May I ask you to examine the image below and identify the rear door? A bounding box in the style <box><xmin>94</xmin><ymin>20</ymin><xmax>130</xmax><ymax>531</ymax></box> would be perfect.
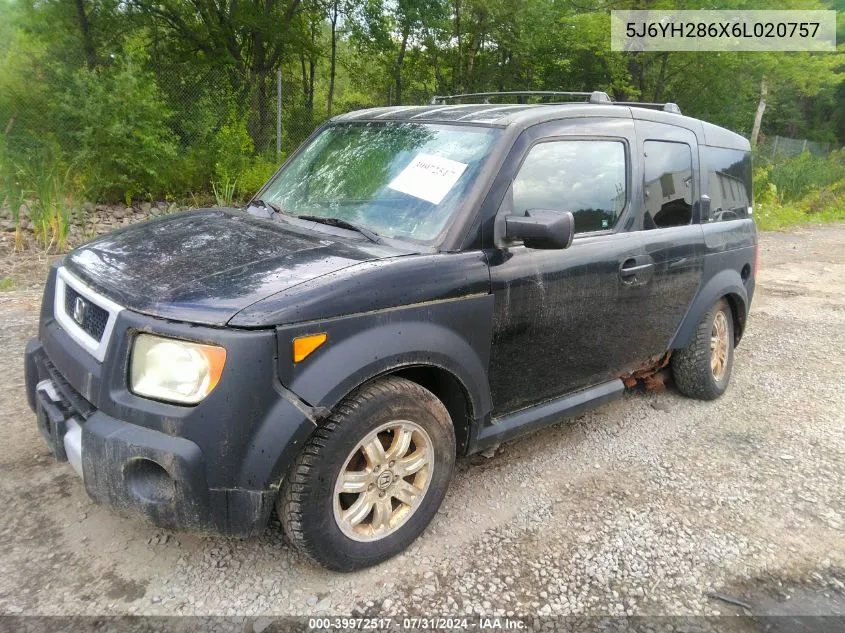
<box><xmin>634</xmin><ymin>120</ymin><xmax>706</xmax><ymax>351</ymax></box>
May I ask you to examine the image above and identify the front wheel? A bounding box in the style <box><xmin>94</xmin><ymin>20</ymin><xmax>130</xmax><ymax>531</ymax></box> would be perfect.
<box><xmin>277</xmin><ymin>376</ymin><xmax>456</xmax><ymax>571</ymax></box>
<box><xmin>671</xmin><ymin>298</ymin><xmax>735</xmax><ymax>400</ymax></box>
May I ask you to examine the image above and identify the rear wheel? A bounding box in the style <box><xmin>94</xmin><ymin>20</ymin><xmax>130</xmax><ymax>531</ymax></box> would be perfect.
<box><xmin>672</xmin><ymin>298</ymin><xmax>735</xmax><ymax>400</ymax></box>
<box><xmin>277</xmin><ymin>376</ymin><xmax>455</xmax><ymax>571</ymax></box>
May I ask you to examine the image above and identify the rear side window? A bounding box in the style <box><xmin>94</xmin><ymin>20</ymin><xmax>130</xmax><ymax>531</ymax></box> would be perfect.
<box><xmin>704</xmin><ymin>146</ymin><xmax>751</xmax><ymax>222</ymax></box>
<box><xmin>643</xmin><ymin>140</ymin><xmax>693</xmax><ymax>228</ymax></box>
<box><xmin>512</xmin><ymin>140</ymin><xmax>627</xmax><ymax>234</ymax></box>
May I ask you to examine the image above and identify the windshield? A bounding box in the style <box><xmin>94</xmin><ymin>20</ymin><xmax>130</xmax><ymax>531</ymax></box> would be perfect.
<box><xmin>258</xmin><ymin>122</ymin><xmax>501</xmax><ymax>243</ymax></box>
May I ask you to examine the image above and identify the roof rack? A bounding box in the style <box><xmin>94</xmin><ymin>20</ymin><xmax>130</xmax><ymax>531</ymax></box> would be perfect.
<box><xmin>612</xmin><ymin>101</ymin><xmax>682</xmax><ymax>114</ymax></box>
<box><xmin>430</xmin><ymin>91</ymin><xmax>612</xmax><ymax>105</ymax></box>
<box><xmin>429</xmin><ymin>90</ymin><xmax>682</xmax><ymax>114</ymax></box>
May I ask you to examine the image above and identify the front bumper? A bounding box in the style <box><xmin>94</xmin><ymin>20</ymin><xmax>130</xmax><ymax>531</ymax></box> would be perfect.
<box><xmin>26</xmin><ymin>336</ymin><xmax>312</xmax><ymax>537</ymax></box>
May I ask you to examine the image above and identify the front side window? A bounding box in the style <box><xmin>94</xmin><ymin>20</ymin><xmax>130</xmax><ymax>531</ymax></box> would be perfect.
<box><xmin>259</xmin><ymin>122</ymin><xmax>501</xmax><ymax>243</ymax></box>
<box><xmin>512</xmin><ymin>140</ymin><xmax>627</xmax><ymax>234</ymax></box>
<box><xmin>643</xmin><ymin>140</ymin><xmax>693</xmax><ymax>228</ymax></box>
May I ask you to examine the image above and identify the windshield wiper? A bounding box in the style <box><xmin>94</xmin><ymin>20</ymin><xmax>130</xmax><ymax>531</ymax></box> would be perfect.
<box><xmin>249</xmin><ymin>198</ymin><xmax>284</xmax><ymax>214</ymax></box>
<box><xmin>296</xmin><ymin>215</ymin><xmax>381</xmax><ymax>244</ymax></box>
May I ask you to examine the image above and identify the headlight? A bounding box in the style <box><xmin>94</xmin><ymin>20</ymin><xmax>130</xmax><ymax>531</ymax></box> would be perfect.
<box><xmin>130</xmin><ymin>334</ymin><xmax>226</xmax><ymax>405</ymax></box>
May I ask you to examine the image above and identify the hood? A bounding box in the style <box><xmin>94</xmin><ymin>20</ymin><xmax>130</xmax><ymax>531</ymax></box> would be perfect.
<box><xmin>65</xmin><ymin>209</ymin><xmax>401</xmax><ymax>326</ymax></box>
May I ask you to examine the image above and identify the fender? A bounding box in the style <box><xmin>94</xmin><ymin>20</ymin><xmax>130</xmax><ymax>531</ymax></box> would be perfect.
<box><xmin>670</xmin><ymin>267</ymin><xmax>748</xmax><ymax>350</ymax></box>
<box><xmin>276</xmin><ymin>294</ymin><xmax>495</xmax><ymax>422</ymax></box>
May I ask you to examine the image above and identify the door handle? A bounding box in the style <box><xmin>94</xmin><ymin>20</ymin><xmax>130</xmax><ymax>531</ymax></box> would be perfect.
<box><xmin>619</xmin><ymin>258</ymin><xmax>654</xmax><ymax>286</ymax></box>
<box><xmin>620</xmin><ymin>262</ymin><xmax>654</xmax><ymax>276</ymax></box>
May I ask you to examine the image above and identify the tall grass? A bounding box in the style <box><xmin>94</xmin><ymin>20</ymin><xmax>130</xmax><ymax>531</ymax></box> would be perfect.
<box><xmin>754</xmin><ymin>149</ymin><xmax>844</xmax><ymax>204</ymax></box>
<box><xmin>30</xmin><ymin>162</ymin><xmax>72</xmax><ymax>252</ymax></box>
<box><xmin>211</xmin><ymin>177</ymin><xmax>238</xmax><ymax>207</ymax></box>
<box><xmin>0</xmin><ymin>146</ymin><xmax>73</xmax><ymax>252</ymax></box>
<box><xmin>0</xmin><ymin>142</ymin><xmax>26</xmax><ymax>250</ymax></box>
<box><xmin>753</xmin><ymin>149</ymin><xmax>845</xmax><ymax>231</ymax></box>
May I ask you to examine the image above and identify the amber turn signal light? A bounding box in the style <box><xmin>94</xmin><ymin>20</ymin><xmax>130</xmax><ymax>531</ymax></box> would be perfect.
<box><xmin>292</xmin><ymin>333</ymin><xmax>327</xmax><ymax>363</ymax></box>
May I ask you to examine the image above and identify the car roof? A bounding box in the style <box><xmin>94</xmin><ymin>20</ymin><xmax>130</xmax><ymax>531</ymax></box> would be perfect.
<box><xmin>332</xmin><ymin>103</ymin><xmax>750</xmax><ymax>151</ymax></box>
<box><xmin>333</xmin><ymin>103</ymin><xmax>607</xmax><ymax>125</ymax></box>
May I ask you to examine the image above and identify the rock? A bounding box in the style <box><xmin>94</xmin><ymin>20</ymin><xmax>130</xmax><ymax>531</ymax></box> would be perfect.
<box><xmin>315</xmin><ymin>597</ymin><xmax>331</xmax><ymax>611</ymax></box>
<box><xmin>306</xmin><ymin>595</ymin><xmax>318</xmax><ymax>606</ymax></box>
<box><xmin>140</xmin><ymin>202</ymin><xmax>152</xmax><ymax>212</ymax></box>
<box><xmin>538</xmin><ymin>604</ymin><xmax>552</xmax><ymax>615</ymax></box>
<box><xmin>252</xmin><ymin>617</ymin><xmax>275</xmax><ymax>633</ymax></box>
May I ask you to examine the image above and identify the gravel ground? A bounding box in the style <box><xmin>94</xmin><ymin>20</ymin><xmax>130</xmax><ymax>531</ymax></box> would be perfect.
<box><xmin>0</xmin><ymin>224</ymin><xmax>843</xmax><ymax>620</ymax></box>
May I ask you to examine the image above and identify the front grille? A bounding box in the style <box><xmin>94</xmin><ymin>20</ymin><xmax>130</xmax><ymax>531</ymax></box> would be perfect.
<box><xmin>64</xmin><ymin>285</ymin><xmax>109</xmax><ymax>342</ymax></box>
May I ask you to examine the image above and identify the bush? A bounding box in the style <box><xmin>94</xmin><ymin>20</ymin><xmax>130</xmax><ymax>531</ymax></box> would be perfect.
<box><xmin>235</xmin><ymin>154</ymin><xmax>281</xmax><ymax>199</ymax></box>
<box><xmin>754</xmin><ymin>149</ymin><xmax>845</xmax><ymax>203</ymax></box>
<box><xmin>208</xmin><ymin>114</ymin><xmax>281</xmax><ymax>202</ymax></box>
<box><xmin>57</xmin><ymin>61</ymin><xmax>178</xmax><ymax>202</ymax></box>
<box><xmin>751</xmin><ymin>149</ymin><xmax>845</xmax><ymax>231</ymax></box>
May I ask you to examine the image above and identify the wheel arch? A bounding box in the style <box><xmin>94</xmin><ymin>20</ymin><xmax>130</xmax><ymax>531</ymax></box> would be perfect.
<box><xmin>248</xmin><ymin>357</ymin><xmax>480</xmax><ymax>496</ymax></box>
<box><xmin>274</xmin><ymin>297</ymin><xmax>495</xmax><ymax>464</ymax></box>
<box><xmin>389</xmin><ymin>365</ymin><xmax>474</xmax><ymax>455</ymax></box>
<box><xmin>294</xmin><ymin>361</ymin><xmax>479</xmax><ymax>459</ymax></box>
<box><xmin>670</xmin><ymin>268</ymin><xmax>749</xmax><ymax>350</ymax></box>
<box><xmin>722</xmin><ymin>292</ymin><xmax>746</xmax><ymax>345</ymax></box>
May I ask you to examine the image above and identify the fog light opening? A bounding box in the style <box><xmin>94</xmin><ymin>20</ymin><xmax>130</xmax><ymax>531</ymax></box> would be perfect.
<box><xmin>124</xmin><ymin>458</ymin><xmax>176</xmax><ymax>504</ymax></box>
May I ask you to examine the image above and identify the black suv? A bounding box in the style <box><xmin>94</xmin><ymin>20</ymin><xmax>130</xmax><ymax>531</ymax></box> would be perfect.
<box><xmin>25</xmin><ymin>91</ymin><xmax>757</xmax><ymax>571</ymax></box>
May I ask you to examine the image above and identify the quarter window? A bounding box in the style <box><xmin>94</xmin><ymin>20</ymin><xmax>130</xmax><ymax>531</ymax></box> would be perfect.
<box><xmin>643</xmin><ymin>140</ymin><xmax>693</xmax><ymax>228</ymax></box>
<box><xmin>512</xmin><ymin>140</ymin><xmax>627</xmax><ymax>234</ymax></box>
<box><xmin>704</xmin><ymin>146</ymin><xmax>751</xmax><ymax>222</ymax></box>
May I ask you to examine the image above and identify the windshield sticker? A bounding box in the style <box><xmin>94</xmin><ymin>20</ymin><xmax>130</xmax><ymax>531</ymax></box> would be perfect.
<box><xmin>387</xmin><ymin>153</ymin><xmax>468</xmax><ymax>205</ymax></box>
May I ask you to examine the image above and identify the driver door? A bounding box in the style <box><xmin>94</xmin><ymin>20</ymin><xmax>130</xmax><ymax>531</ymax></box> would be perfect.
<box><xmin>486</xmin><ymin>119</ymin><xmax>657</xmax><ymax>417</ymax></box>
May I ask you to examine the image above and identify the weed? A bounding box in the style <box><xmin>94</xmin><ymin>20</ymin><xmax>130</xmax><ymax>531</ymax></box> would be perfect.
<box><xmin>211</xmin><ymin>178</ymin><xmax>238</xmax><ymax>207</ymax></box>
<box><xmin>30</xmin><ymin>161</ymin><xmax>72</xmax><ymax>252</ymax></box>
<box><xmin>0</xmin><ymin>142</ymin><xmax>26</xmax><ymax>251</ymax></box>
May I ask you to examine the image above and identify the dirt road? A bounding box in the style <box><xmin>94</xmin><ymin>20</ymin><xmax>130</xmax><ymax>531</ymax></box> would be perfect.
<box><xmin>0</xmin><ymin>224</ymin><xmax>843</xmax><ymax>618</ymax></box>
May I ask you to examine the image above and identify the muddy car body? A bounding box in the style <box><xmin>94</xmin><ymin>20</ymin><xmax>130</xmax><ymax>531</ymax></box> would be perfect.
<box><xmin>25</xmin><ymin>92</ymin><xmax>757</xmax><ymax>570</ymax></box>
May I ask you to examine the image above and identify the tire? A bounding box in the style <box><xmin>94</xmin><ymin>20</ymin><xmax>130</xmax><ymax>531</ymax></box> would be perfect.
<box><xmin>671</xmin><ymin>298</ymin><xmax>735</xmax><ymax>400</ymax></box>
<box><xmin>277</xmin><ymin>376</ymin><xmax>456</xmax><ymax>571</ymax></box>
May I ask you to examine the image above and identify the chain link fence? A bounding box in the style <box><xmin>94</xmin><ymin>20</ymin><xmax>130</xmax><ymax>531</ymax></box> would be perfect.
<box><xmin>759</xmin><ymin>135</ymin><xmax>834</xmax><ymax>159</ymax></box>
<box><xmin>138</xmin><ymin>63</ymin><xmax>387</xmax><ymax>203</ymax></box>
<box><xmin>155</xmin><ymin>64</ymin><xmax>371</xmax><ymax>164</ymax></box>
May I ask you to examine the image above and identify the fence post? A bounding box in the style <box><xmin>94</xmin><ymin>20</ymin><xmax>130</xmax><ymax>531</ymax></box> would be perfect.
<box><xmin>276</xmin><ymin>69</ymin><xmax>282</xmax><ymax>158</ymax></box>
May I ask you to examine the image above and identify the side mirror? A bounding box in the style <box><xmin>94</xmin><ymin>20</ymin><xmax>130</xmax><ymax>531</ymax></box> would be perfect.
<box><xmin>504</xmin><ymin>209</ymin><xmax>575</xmax><ymax>250</ymax></box>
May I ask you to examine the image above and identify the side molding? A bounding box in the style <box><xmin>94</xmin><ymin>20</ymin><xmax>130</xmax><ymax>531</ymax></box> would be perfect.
<box><xmin>471</xmin><ymin>379</ymin><xmax>624</xmax><ymax>453</ymax></box>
